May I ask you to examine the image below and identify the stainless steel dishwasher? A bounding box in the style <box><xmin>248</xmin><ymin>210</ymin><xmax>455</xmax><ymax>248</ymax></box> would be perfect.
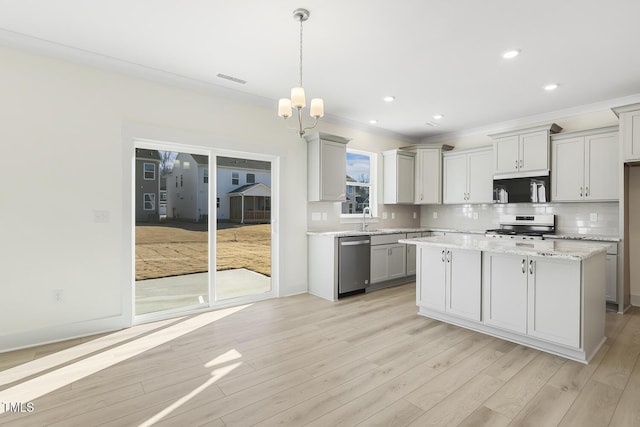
<box><xmin>338</xmin><ymin>236</ymin><xmax>371</xmax><ymax>297</ymax></box>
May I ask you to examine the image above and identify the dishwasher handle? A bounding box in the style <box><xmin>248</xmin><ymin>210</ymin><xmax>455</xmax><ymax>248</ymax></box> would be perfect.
<box><xmin>340</xmin><ymin>240</ymin><xmax>370</xmax><ymax>246</ymax></box>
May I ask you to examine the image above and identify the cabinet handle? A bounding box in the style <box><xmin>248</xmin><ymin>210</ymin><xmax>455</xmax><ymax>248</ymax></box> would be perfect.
<box><xmin>522</xmin><ymin>259</ymin><xmax>526</xmax><ymax>274</ymax></box>
<box><xmin>515</xmin><ymin>160</ymin><xmax>518</xmax><ymax>169</ymax></box>
<box><xmin>585</xmin><ymin>186</ymin><xmax>589</xmax><ymax>197</ymax></box>
<box><xmin>529</xmin><ymin>260</ymin><xmax>534</xmax><ymax>275</ymax></box>
<box><xmin>580</xmin><ymin>187</ymin><xmax>583</xmax><ymax>197</ymax></box>
<box><xmin>446</xmin><ymin>250</ymin><xmax>451</xmax><ymax>263</ymax></box>
<box><xmin>441</xmin><ymin>250</ymin><xmax>445</xmax><ymax>262</ymax></box>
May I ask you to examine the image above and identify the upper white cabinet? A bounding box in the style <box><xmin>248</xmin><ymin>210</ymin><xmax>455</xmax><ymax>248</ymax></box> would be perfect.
<box><xmin>551</xmin><ymin>126</ymin><xmax>619</xmax><ymax>202</ymax></box>
<box><xmin>305</xmin><ymin>133</ymin><xmax>350</xmax><ymax>202</ymax></box>
<box><xmin>490</xmin><ymin>123</ymin><xmax>562</xmax><ymax>178</ymax></box>
<box><xmin>413</xmin><ymin>147</ymin><xmax>447</xmax><ymax>204</ymax></box>
<box><xmin>383</xmin><ymin>150</ymin><xmax>415</xmax><ymax>204</ymax></box>
<box><xmin>612</xmin><ymin>103</ymin><xmax>640</xmax><ymax>162</ymax></box>
<box><xmin>443</xmin><ymin>147</ymin><xmax>493</xmax><ymax>204</ymax></box>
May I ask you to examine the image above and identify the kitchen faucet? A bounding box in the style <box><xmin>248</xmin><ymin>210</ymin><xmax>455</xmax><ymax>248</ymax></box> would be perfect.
<box><xmin>362</xmin><ymin>206</ymin><xmax>372</xmax><ymax>231</ymax></box>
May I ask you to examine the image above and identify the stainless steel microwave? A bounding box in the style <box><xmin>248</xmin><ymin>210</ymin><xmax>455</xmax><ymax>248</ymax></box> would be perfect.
<box><xmin>493</xmin><ymin>175</ymin><xmax>550</xmax><ymax>204</ymax></box>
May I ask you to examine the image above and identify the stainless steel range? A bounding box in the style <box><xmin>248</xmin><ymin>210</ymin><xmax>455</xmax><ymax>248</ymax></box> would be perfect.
<box><xmin>485</xmin><ymin>214</ymin><xmax>555</xmax><ymax>240</ymax></box>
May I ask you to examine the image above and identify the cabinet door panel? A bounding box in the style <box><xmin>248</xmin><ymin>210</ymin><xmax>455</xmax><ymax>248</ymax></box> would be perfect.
<box><xmin>443</xmin><ymin>154</ymin><xmax>468</xmax><ymax>204</ymax></box>
<box><xmin>585</xmin><ymin>132</ymin><xmax>618</xmax><ymax>201</ymax></box>
<box><xmin>482</xmin><ymin>253</ymin><xmax>528</xmax><ymax>333</ymax></box>
<box><xmin>415</xmin><ymin>149</ymin><xmax>441</xmax><ymax>204</ymax></box>
<box><xmin>520</xmin><ymin>131</ymin><xmax>549</xmax><ymax>172</ymax></box>
<box><xmin>552</xmin><ymin>137</ymin><xmax>585</xmax><ymax>202</ymax></box>
<box><xmin>446</xmin><ymin>249</ymin><xmax>481</xmax><ymax>321</ymax></box>
<box><xmin>388</xmin><ymin>244</ymin><xmax>407</xmax><ymax>279</ymax></box>
<box><xmin>606</xmin><ymin>254</ymin><xmax>617</xmax><ymax>302</ymax></box>
<box><xmin>494</xmin><ymin>136</ymin><xmax>520</xmax><ymax>174</ymax></box>
<box><xmin>467</xmin><ymin>150</ymin><xmax>494</xmax><ymax>203</ymax></box>
<box><xmin>320</xmin><ymin>140</ymin><xmax>347</xmax><ymax>201</ymax></box>
<box><xmin>397</xmin><ymin>154</ymin><xmax>415</xmax><ymax>204</ymax></box>
<box><xmin>370</xmin><ymin>246</ymin><xmax>390</xmax><ymax>284</ymax></box>
<box><xmin>417</xmin><ymin>246</ymin><xmax>446</xmax><ymax>311</ymax></box>
<box><xmin>527</xmin><ymin>257</ymin><xmax>581</xmax><ymax>348</ymax></box>
<box><xmin>624</xmin><ymin>112</ymin><xmax>640</xmax><ymax>161</ymax></box>
<box><xmin>407</xmin><ymin>244</ymin><xmax>416</xmax><ymax>276</ymax></box>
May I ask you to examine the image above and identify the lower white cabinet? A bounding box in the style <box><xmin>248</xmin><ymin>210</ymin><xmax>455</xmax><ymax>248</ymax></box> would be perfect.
<box><xmin>417</xmin><ymin>246</ymin><xmax>481</xmax><ymax>321</ymax></box>
<box><xmin>527</xmin><ymin>256</ymin><xmax>581</xmax><ymax>348</ymax></box>
<box><xmin>482</xmin><ymin>253</ymin><xmax>528</xmax><ymax>334</ymax></box>
<box><xmin>371</xmin><ymin>233</ymin><xmax>406</xmax><ymax>284</ymax></box>
<box><xmin>483</xmin><ymin>252</ymin><xmax>580</xmax><ymax>348</ymax></box>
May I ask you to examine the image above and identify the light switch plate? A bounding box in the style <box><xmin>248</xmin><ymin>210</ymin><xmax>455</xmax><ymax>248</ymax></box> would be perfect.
<box><xmin>432</xmin><ymin>212</ymin><xmax>438</xmax><ymax>219</ymax></box>
<box><xmin>391</xmin><ymin>212</ymin><xmax>395</xmax><ymax>219</ymax></box>
<box><xmin>311</xmin><ymin>212</ymin><xmax>321</xmax><ymax>221</ymax></box>
<box><xmin>590</xmin><ymin>213</ymin><xmax>598</xmax><ymax>221</ymax></box>
<box><xmin>473</xmin><ymin>212</ymin><xmax>479</xmax><ymax>220</ymax></box>
<box><xmin>322</xmin><ymin>212</ymin><xmax>328</xmax><ymax>221</ymax></box>
<box><xmin>413</xmin><ymin>212</ymin><xmax>417</xmax><ymax>219</ymax></box>
<box><xmin>382</xmin><ymin>212</ymin><xmax>388</xmax><ymax>219</ymax></box>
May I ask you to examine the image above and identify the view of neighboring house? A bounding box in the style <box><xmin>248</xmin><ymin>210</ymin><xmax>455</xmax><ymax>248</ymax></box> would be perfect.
<box><xmin>135</xmin><ymin>148</ymin><xmax>161</xmax><ymax>222</ymax></box>
<box><xmin>166</xmin><ymin>153</ymin><xmax>209</xmax><ymax>222</ymax></box>
<box><xmin>228</xmin><ymin>182</ymin><xmax>271</xmax><ymax>223</ymax></box>
<box><xmin>216</xmin><ymin>156</ymin><xmax>271</xmax><ymax>222</ymax></box>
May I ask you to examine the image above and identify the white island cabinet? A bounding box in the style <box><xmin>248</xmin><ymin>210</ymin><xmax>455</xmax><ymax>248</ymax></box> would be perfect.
<box><xmin>402</xmin><ymin>235</ymin><xmax>608</xmax><ymax>363</ymax></box>
<box><xmin>418</xmin><ymin>246</ymin><xmax>481</xmax><ymax>321</ymax></box>
<box><xmin>483</xmin><ymin>252</ymin><xmax>580</xmax><ymax>347</ymax></box>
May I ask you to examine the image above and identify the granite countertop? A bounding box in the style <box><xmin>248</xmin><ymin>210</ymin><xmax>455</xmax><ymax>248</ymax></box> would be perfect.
<box><xmin>400</xmin><ymin>234</ymin><xmax>610</xmax><ymax>260</ymax></box>
<box><xmin>306</xmin><ymin>228</ymin><xmax>486</xmax><ymax>237</ymax></box>
<box><xmin>544</xmin><ymin>233</ymin><xmax>621</xmax><ymax>242</ymax></box>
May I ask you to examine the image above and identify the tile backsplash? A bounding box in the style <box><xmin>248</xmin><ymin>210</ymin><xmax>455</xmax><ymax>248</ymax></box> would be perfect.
<box><xmin>307</xmin><ymin>200</ymin><xmax>619</xmax><ymax>236</ymax></box>
<box><xmin>420</xmin><ymin>202</ymin><xmax>619</xmax><ymax>236</ymax></box>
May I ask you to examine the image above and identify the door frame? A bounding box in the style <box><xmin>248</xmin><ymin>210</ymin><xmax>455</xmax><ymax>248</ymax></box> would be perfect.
<box><xmin>125</xmin><ymin>134</ymin><xmax>279</xmax><ymax>326</ymax></box>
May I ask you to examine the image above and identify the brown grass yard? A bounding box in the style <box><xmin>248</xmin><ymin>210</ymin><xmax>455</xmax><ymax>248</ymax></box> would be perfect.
<box><xmin>135</xmin><ymin>222</ymin><xmax>271</xmax><ymax>280</ymax></box>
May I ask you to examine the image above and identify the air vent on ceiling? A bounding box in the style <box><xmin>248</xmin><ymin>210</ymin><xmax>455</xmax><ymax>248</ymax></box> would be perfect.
<box><xmin>216</xmin><ymin>73</ymin><xmax>247</xmax><ymax>85</ymax></box>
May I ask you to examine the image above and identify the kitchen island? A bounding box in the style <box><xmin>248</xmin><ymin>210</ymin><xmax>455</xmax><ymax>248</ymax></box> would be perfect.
<box><xmin>401</xmin><ymin>234</ymin><xmax>610</xmax><ymax>363</ymax></box>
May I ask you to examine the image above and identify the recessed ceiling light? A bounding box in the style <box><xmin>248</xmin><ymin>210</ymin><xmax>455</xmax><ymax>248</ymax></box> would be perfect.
<box><xmin>544</xmin><ymin>83</ymin><xmax>559</xmax><ymax>91</ymax></box>
<box><xmin>369</xmin><ymin>119</ymin><xmax>378</xmax><ymax>124</ymax></box>
<box><xmin>383</xmin><ymin>96</ymin><xmax>395</xmax><ymax>102</ymax></box>
<box><xmin>502</xmin><ymin>49</ymin><xmax>520</xmax><ymax>59</ymax></box>
<box><xmin>432</xmin><ymin>114</ymin><xmax>444</xmax><ymax>120</ymax></box>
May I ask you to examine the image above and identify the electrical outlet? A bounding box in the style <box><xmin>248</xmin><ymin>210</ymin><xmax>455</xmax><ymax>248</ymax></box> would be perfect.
<box><xmin>93</xmin><ymin>210</ymin><xmax>110</xmax><ymax>223</ymax></box>
<box><xmin>413</xmin><ymin>212</ymin><xmax>417</xmax><ymax>219</ymax></box>
<box><xmin>432</xmin><ymin>212</ymin><xmax>438</xmax><ymax>219</ymax></box>
<box><xmin>382</xmin><ymin>212</ymin><xmax>388</xmax><ymax>219</ymax></box>
<box><xmin>391</xmin><ymin>212</ymin><xmax>396</xmax><ymax>220</ymax></box>
<box><xmin>473</xmin><ymin>212</ymin><xmax>479</xmax><ymax>220</ymax></box>
<box><xmin>311</xmin><ymin>212</ymin><xmax>321</xmax><ymax>221</ymax></box>
<box><xmin>590</xmin><ymin>213</ymin><xmax>598</xmax><ymax>221</ymax></box>
<box><xmin>53</xmin><ymin>289</ymin><xmax>64</xmax><ymax>303</ymax></box>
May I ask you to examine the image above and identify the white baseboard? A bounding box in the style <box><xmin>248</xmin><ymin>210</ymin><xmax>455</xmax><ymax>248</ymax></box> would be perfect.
<box><xmin>631</xmin><ymin>294</ymin><xmax>640</xmax><ymax>307</ymax></box>
<box><xmin>1</xmin><ymin>316</ymin><xmax>128</xmax><ymax>353</ymax></box>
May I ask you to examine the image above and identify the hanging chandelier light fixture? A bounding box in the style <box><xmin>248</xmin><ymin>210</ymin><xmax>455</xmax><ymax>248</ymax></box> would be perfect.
<box><xmin>277</xmin><ymin>8</ymin><xmax>324</xmax><ymax>137</ymax></box>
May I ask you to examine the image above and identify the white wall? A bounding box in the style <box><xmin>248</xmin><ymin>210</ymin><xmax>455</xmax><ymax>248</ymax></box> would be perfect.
<box><xmin>0</xmin><ymin>45</ymin><xmax>411</xmax><ymax>351</ymax></box>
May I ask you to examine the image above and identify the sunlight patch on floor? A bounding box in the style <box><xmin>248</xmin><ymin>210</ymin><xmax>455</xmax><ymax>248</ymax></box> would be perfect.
<box><xmin>0</xmin><ymin>304</ymin><xmax>251</xmax><ymax>413</ymax></box>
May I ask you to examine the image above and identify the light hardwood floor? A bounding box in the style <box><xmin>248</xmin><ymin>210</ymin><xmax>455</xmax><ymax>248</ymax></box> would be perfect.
<box><xmin>1</xmin><ymin>283</ymin><xmax>639</xmax><ymax>426</ymax></box>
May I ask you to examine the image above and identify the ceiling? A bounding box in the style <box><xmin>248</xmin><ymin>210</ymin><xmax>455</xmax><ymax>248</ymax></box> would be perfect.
<box><xmin>1</xmin><ymin>0</ymin><xmax>640</xmax><ymax>142</ymax></box>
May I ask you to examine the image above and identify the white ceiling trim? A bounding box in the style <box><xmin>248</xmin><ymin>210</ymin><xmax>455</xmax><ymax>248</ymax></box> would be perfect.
<box><xmin>420</xmin><ymin>93</ymin><xmax>640</xmax><ymax>144</ymax></box>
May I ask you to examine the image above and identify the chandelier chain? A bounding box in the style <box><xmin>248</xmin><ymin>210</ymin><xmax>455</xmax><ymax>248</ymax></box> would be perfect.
<box><xmin>298</xmin><ymin>15</ymin><xmax>304</xmax><ymax>87</ymax></box>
